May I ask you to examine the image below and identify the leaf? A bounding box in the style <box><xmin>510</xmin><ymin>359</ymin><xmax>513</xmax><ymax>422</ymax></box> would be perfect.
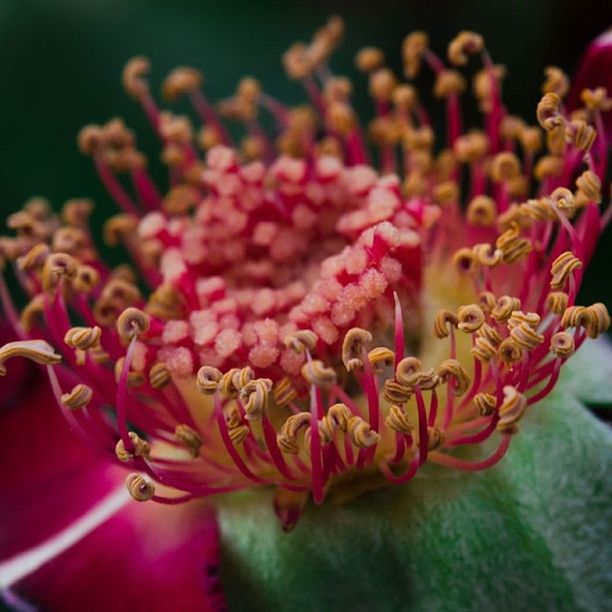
<box><xmin>216</xmin><ymin>339</ymin><xmax>612</xmax><ymax>611</ymax></box>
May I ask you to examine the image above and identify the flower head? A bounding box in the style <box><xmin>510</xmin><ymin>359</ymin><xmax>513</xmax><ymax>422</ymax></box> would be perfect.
<box><xmin>0</xmin><ymin>17</ymin><xmax>610</xmax><ymax>531</ymax></box>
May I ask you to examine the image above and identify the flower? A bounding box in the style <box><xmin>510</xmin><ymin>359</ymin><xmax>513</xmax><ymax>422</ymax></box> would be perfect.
<box><xmin>0</xmin><ymin>16</ymin><xmax>611</xmax><ymax>610</ymax></box>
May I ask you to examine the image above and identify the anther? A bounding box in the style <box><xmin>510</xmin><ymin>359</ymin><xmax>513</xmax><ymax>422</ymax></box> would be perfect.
<box><xmin>342</xmin><ymin>327</ymin><xmax>373</xmax><ymax>372</ymax></box>
<box><xmin>41</xmin><ymin>253</ymin><xmax>78</xmax><ymax>292</ymax></box>
<box><xmin>347</xmin><ymin>416</ymin><xmax>380</xmax><ymax>448</ymax></box>
<box><xmin>369</xmin><ymin>68</ymin><xmax>397</xmax><ymax>102</ymax></box>
<box><xmin>457</xmin><ymin>304</ymin><xmax>485</xmax><ymax>333</ymax></box>
<box><xmin>232</xmin><ymin>367</ymin><xmax>255</xmax><ymax>391</ymax></box>
<box><xmin>240</xmin><ymin>378</ymin><xmax>273</xmax><ymax>421</ymax></box>
<box><xmin>545</xmin><ymin>292</ymin><xmax>569</xmax><ymax>315</ymax></box>
<box><xmin>355</xmin><ymin>47</ymin><xmax>385</xmax><ymax>73</ymax></box>
<box><xmin>550</xmin><ymin>332</ymin><xmax>575</xmax><ymax>358</ymax></box>
<box><xmin>149</xmin><ymin>362</ymin><xmax>171</xmax><ymax>389</ymax></box>
<box><xmin>116</xmin><ymin>307</ymin><xmax>150</xmax><ymax>343</ymax></box>
<box><xmin>273</xmin><ymin>377</ymin><xmax>298</xmax><ymax>406</ymax></box>
<box><xmin>437</xmin><ymin>359</ymin><xmax>470</xmax><ymax>395</ymax></box>
<box><xmin>433</xmin><ymin>70</ymin><xmax>466</xmax><ymax>98</ymax></box>
<box><xmin>114</xmin><ymin>358</ymin><xmax>144</xmax><ymax>387</ymax></box>
<box><xmin>466</xmin><ymin>195</ymin><xmax>497</xmax><ymax>226</ymax></box>
<box><xmin>104</xmin><ymin>214</ymin><xmax>139</xmax><ymax>246</ymax></box>
<box><xmin>402</xmin><ymin>31</ymin><xmax>429</xmax><ymax>78</ymax></box>
<box><xmin>580</xmin><ymin>87</ymin><xmax>612</xmax><ymax>112</ymax></box>
<box><xmin>175</xmin><ymin>424</ymin><xmax>202</xmax><ymax>458</ymax></box>
<box><xmin>385</xmin><ymin>404</ymin><xmax>413</xmax><ymax>434</ymax></box>
<box><xmin>477</xmin><ymin>291</ymin><xmax>497</xmax><ymax>314</ymax></box>
<box><xmin>115</xmin><ymin>432</ymin><xmax>151</xmax><ymax>462</ymax></box>
<box><xmin>196</xmin><ymin>365</ymin><xmax>222</xmax><ymax>394</ymax></box>
<box><xmin>550</xmin><ymin>251</ymin><xmax>582</xmax><ymax>290</ymax></box>
<box><xmin>277</xmin><ymin>413</ymin><xmax>311</xmax><ymax>454</ymax></box>
<box><xmin>395</xmin><ymin>356</ymin><xmax>423</xmax><ymax>387</ymax></box>
<box><xmin>509</xmin><ymin>322</ymin><xmax>544</xmax><ymax>350</ymax></box>
<box><xmin>77</xmin><ymin>124</ymin><xmax>105</xmax><ymax>155</ymax></box>
<box><xmin>20</xmin><ymin>295</ymin><xmax>45</xmax><ymax>331</ymax></box>
<box><xmin>0</xmin><ymin>339</ymin><xmax>61</xmax><ymax>376</ymax></box>
<box><xmin>575</xmin><ymin>170</ymin><xmax>601</xmax><ymax>203</ymax></box>
<box><xmin>434</xmin><ymin>309</ymin><xmax>459</xmax><ymax>338</ymax></box>
<box><xmin>301</xmin><ymin>360</ymin><xmax>336</xmax><ymax>388</ymax></box>
<box><xmin>583</xmin><ymin>303</ymin><xmax>611</xmax><ymax>338</ymax></box>
<box><xmin>383</xmin><ymin>379</ymin><xmax>413</xmax><ymax>404</ymax></box>
<box><xmin>427</xmin><ymin>427</ymin><xmax>445</xmax><ymax>451</ymax></box>
<box><xmin>64</xmin><ymin>326</ymin><xmax>102</xmax><ymax>351</ymax></box>
<box><xmin>472</xmin><ymin>243</ymin><xmax>502</xmax><ymax>267</ymax></box>
<box><xmin>474</xmin><ymin>392</ymin><xmax>497</xmax><ymax>416</ymax></box>
<box><xmin>550</xmin><ymin>187</ymin><xmax>576</xmax><ymax>215</ymax></box>
<box><xmin>123</xmin><ymin>56</ymin><xmax>151</xmax><ymax>99</ymax></box>
<box><xmin>566</xmin><ymin>119</ymin><xmax>596</xmax><ymax>151</ymax></box>
<box><xmin>452</xmin><ymin>248</ymin><xmax>477</xmax><ymax>273</ymax></box>
<box><xmin>126</xmin><ymin>473</ymin><xmax>155</xmax><ymax>502</ymax></box>
<box><xmin>536</xmin><ymin>93</ymin><xmax>563</xmax><ymax>131</ymax></box>
<box><xmin>367</xmin><ymin>347</ymin><xmax>395</xmax><ymax>373</ymax></box>
<box><xmin>490</xmin><ymin>152</ymin><xmax>521</xmax><ymax>183</ymax></box>
<box><xmin>560</xmin><ymin>305</ymin><xmax>588</xmax><ymax>330</ymax></box>
<box><xmin>162</xmin><ymin>66</ymin><xmax>203</xmax><ymax>101</ymax></box>
<box><xmin>448</xmin><ymin>31</ymin><xmax>484</xmax><ymax>65</ymax></box>
<box><xmin>491</xmin><ymin>295</ymin><xmax>521</xmax><ymax>322</ymax></box>
<box><xmin>496</xmin><ymin>386</ymin><xmax>527</xmax><ymax>434</ymax></box>
<box><xmin>61</xmin><ymin>383</ymin><xmax>93</xmax><ymax>410</ymax></box>
<box><xmin>284</xmin><ymin>329</ymin><xmax>318</xmax><ymax>354</ymax></box>
<box><xmin>542</xmin><ymin>66</ymin><xmax>569</xmax><ymax>98</ymax></box>
<box><xmin>73</xmin><ymin>265</ymin><xmax>101</xmax><ymax>294</ymax></box>
<box><xmin>498</xmin><ymin>338</ymin><xmax>523</xmax><ymax>364</ymax></box>
<box><xmin>507</xmin><ymin>311</ymin><xmax>540</xmax><ymax>330</ymax></box>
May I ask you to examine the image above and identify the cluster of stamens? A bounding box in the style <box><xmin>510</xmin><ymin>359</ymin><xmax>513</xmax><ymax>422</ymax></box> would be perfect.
<box><xmin>0</xmin><ymin>18</ymin><xmax>609</xmax><ymax>529</ymax></box>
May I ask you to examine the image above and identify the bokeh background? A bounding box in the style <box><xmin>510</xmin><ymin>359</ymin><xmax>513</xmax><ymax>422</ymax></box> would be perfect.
<box><xmin>0</xmin><ymin>0</ymin><xmax>610</xmax><ymax>307</ymax></box>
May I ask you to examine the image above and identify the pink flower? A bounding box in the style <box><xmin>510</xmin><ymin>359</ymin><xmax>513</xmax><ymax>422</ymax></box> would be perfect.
<box><xmin>0</xmin><ymin>18</ymin><xmax>610</xmax><ymax>610</ymax></box>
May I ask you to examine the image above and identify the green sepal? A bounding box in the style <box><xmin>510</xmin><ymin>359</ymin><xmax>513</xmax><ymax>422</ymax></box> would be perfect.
<box><xmin>217</xmin><ymin>339</ymin><xmax>612</xmax><ymax>611</ymax></box>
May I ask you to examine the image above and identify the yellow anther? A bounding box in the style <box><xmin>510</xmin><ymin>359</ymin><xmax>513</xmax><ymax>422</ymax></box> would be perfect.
<box><xmin>498</xmin><ymin>337</ymin><xmax>523</xmax><ymax>364</ymax></box>
<box><xmin>347</xmin><ymin>416</ymin><xmax>380</xmax><ymax>448</ymax></box>
<box><xmin>277</xmin><ymin>412</ymin><xmax>311</xmax><ymax>454</ymax></box>
<box><xmin>542</xmin><ymin>66</ymin><xmax>569</xmax><ymax>98</ymax></box>
<box><xmin>101</xmin><ymin>278</ymin><xmax>142</xmax><ymax>307</ymax></box>
<box><xmin>369</xmin><ymin>68</ymin><xmax>397</xmax><ymax>102</ymax></box>
<box><xmin>392</xmin><ymin>84</ymin><xmax>417</xmax><ymax>110</ymax></box>
<box><xmin>474</xmin><ymin>392</ymin><xmax>497</xmax><ymax>416</ymax></box>
<box><xmin>395</xmin><ymin>356</ymin><xmax>422</xmax><ymax>386</ymax></box>
<box><xmin>583</xmin><ymin>303</ymin><xmax>611</xmax><ymax>338</ymax></box>
<box><xmin>126</xmin><ymin>473</ymin><xmax>155</xmax><ymax>502</ymax></box>
<box><xmin>427</xmin><ymin>426</ymin><xmax>445</xmax><ymax>451</ymax></box>
<box><xmin>240</xmin><ymin>378</ymin><xmax>273</xmax><ymax>421</ymax></box>
<box><xmin>116</xmin><ymin>307</ymin><xmax>150</xmax><ymax>343</ymax></box>
<box><xmin>20</xmin><ymin>295</ymin><xmax>45</xmax><ymax>332</ymax></box>
<box><xmin>473</xmin><ymin>65</ymin><xmax>506</xmax><ymax>113</ymax></box>
<box><xmin>452</xmin><ymin>247</ymin><xmax>477</xmax><ymax>273</ymax></box>
<box><xmin>64</xmin><ymin>326</ymin><xmax>101</xmax><ymax>351</ymax></box>
<box><xmin>496</xmin><ymin>386</ymin><xmax>527</xmax><ymax>434</ymax></box>
<box><xmin>471</xmin><ymin>329</ymin><xmax>501</xmax><ymax>362</ymax></box>
<box><xmin>433</xmin><ymin>70</ymin><xmax>466</xmax><ymax>98</ymax></box>
<box><xmin>454</xmin><ymin>131</ymin><xmax>489</xmax><ymax>163</ymax></box>
<box><xmin>17</xmin><ymin>244</ymin><xmax>49</xmax><ymax>272</ymax></box>
<box><xmin>175</xmin><ymin>424</ymin><xmax>202</xmax><ymax>458</ymax></box>
<box><xmin>510</xmin><ymin>322</ymin><xmax>545</xmax><ymax>351</ymax></box>
<box><xmin>402</xmin><ymin>31</ymin><xmax>429</xmax><ymax>78</ymax></box>
<box><xmin>560</xmin><ymin>305</ymin><xmax>588</xmax><ymax>330</ymax></box>
<box><xmin>518</xmin><ymin>126</ymin><xmax>542</xmax><ymax>153</ymax></box>
<box><xmin>367</xmin><ymin>347</ymin><xmax>395</xmax><ymax>373</ymax></box>
<box><xmin>219</xmin><ymin>368</ymin><xmax>241</xmax><ymax>398</ymax></box>
<box><xmin>537</xmin><ymin>93</ymin><xmax>563</xmax><ymax>131</ymax></box>
<box><xmin>385</xmin><ymin>404</ymin><xmax>413</xmax><ymax>434</ymax></box>
<box><xmin>149</xmin><ymin>362</ymin><xmax>171</xmax><ymax>389</ymax></box>
<box><xmin>490</xmin><ymin>152</ymin><xmax>521</xmax><ymax>182</ymax></box>
<box><xmin>466</xmin><ymin>195</ymin><xmax>496</xmax><ymax>226</ymax></box>
<box><xmin>507</xmin><ymin>311</ymin><xmax>540</xmax><ymax>330</ymax></box>
<box><xmin>550</xmin><ymin>332</ymin><xmax>575</xmax><ymax>358</ymax></box>
<box><xmin>448</xmin><ymin>31</ymin><xmax>484</xmax><ymax>65</ymax></box>
<box><xmin>492</xmin><ymin>295</ymin><xmax>521</xmax><ymax>322</ymax></box>
<box><xmin>123</xmin><ymin>56</ymin><xmax>150</xmax><ymax>99</ymax></box>
<box><xmin>545</xmin><ymin>291</ymin><xmax>569</xmax><ymax>315</ymax></box>
<box><xmin>41</xmin><ymin>253</ymin><xmax>78</xmax><ymax>292</ymax></box>
<box><xmin>0</xmin><ymin>339</ymin><xmax>61</xmax><ymax>376</ymax></box>
<box><xmin>403</xmin><ymin>126</ymin><xmax>435</xmax><ymax>151</ymax></box>
<box><xmin>342</xmin><ymin>327</ymin><xmax>372</xmax><ymax>372</ymax></box>
<box><xmin>301</xmin><ymin>360</ymin><xmax>336</xmax><ymax>388</ymax></box>
<box><xmin>580</xmin><ymin>87</ymin><xmax>612</xmax><ymax>112</ymax></box>
<box><xmin>477</xmin><ymin>291</ymin><xmax>497</xmax><ymax>314</ymax></box>
<box><xmin>520</xmin><ymin>198</ymin><xmax>556</xmax><ymax>222</ymax></box>
<box><xmin>284</xmin><ymin>329</ymin><xmax>318</xmax><ymax>354</ymax></box>
<box><xmin>437</xmin><ymin>359</ymin><xmax>470</xmax><ymax>395</ymax></box>
<box><xmin>162</xmin><ymin>66</ymin><xmax>203</xmax><ymax>101</ymax></box>
<box><xmin>196</xmin><ymin>365</ymin><xmax>222</xmax><ymax>394</ymax></box>
<box><xmin>472</xmin><ymin>243</ymin><xmax>502</xmax><ymax>267</ymax></box>
<box><xmin>115</xmin><ymin>432</ymin><xmax>151</xmax><ymax>462</ymax></box>
<box><xmin>145</xmin><ymin>283</ymin><xmax>184</xmax><ymax>320</ymax></box>
<box><xmin>434</xmin><ymin>309</ymin><xmax>459</xmax><ymax>338</ymax></box>
<box><xmin>61</xmin><ymin>383</ymin><xmax>93</xmax><ymax>410</ymax></box>
<box><xmin>326</xmin><ymin>101</ymin><xmax>355</xmax><ymax>135</ymax></box>
<box><xmin>317</xmin><ymin>403</ymin><xmax>353</xmax><ymax>443</ymax></box>
<box><xmin>73</xmin><ymin>265</ymin><xmax>101</xmax><ymax>294</ymax></box>
<box><xmin>566</xmin><ymin>119</ymin><xmax>596</xmax><ymax>151</ymax></box>
<box><xmin>575</xmin><ymin>170</ymin><xmax>601</xmax><ymax>203</ymax></box>
<box><xmin>478</xmin><ymin>322</ymin><xmax>503</xmax><ymax>345</ymax></box>
<box><xmin>550</xmin><ymin>251</ymin><xmax>582</xmax><ymax>290</ymax></box>
<box><xmin>162</xmin><ymin>185</ymin><xmax>200</xmax><ymax>216</ymax></box>
<box><xmin>457</xmin><ymin>304</ymin><xmax>486</xmax><ymax>333</ymax></box>
<box><xmin>231</xmin><ymin>367</ymin><xmax>255</xmax><ymax>391</ymax></box>
<box><xmin>229</xmin><ymin>425</ymin><xmax>250</xmax><ymax>445</ymax></box>
<box><xmin>273</xmin><ymin>377</ymin><xmax>298</xmax><ymax>406</ymax></box>
<box><xmin>383</xmin><ymin>378</ymin><xmax>413</xmax><ymax>404</ymax></box>
<box><xmin>499</xmin><ymin>115</ymin><xmax>525</xmax><ymax>141</ymax></box>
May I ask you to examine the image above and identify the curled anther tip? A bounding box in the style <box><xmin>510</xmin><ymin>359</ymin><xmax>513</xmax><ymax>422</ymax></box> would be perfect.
<box><xmin>61</xmin><ymin>383</ymin><xmax>93</xmax><ymax>410</ymax></box>
<box><xmin>474</xmin><ymin>392</ymin><xmax>497</xmax><ymax>417</ymax></box>
<box><xmin>383</xmin><ymin>378</ymin><xmax>413</xmax><ymax>404</ymax></box>
<box><xmin>427</xmin><ymin>427</ymin><xmax>445</xmax><ymax>451</ymax></box>
<box><xmin>477</xmin><ymin>291</ymin><xmax>496</xmax><ymax>314</ymax></box>
<box><xmin>175</xmin><ymin>424</ymin><xmax>202</xmax><ymax>458</ymax></box>
<box><xmin>490</xmin><ymin>152</ymin><xmax>521</xmax><ymax>183</ymax></box>
<box><xmin>584</xmin><ymin>303</ymin><xmax>611</xmax><ymax>338</ymax></box>
<box><xmin>452</xmin><ymin>247</ymin><xmax>477</xmax><ymax>273</ymax></box>
<box><xmin>542</xmin><ymin>66</ymin><xmax>570</xmax><ymax>98</ymax></box>
<box><xmin>448</xmin><ymin>30</ymin><xmax>484</xmax><ymax>66</ymax></box>
<box><xmin>537</xmin><ymin>93</ymin><xmax>563</xmax><ymax>131</ymax></box>
<box><xmin>77</xmin><ymin>124</ymin><xmax>105</xmax><ymax>155</ymax></box>
<box><xmin>0</xmin><ymin>339</ymin><xmax>61</xmax><ymax>375</ymax></box>
<box><xmin>240</xmin><ymin>378</ymin><xmax>273</xmax><ymax>421</ymax></box>
<box><xmin>277</xmin><ymin>412</ymin><xmax>311</xmax><ymax>454</ymax></box>
<box><xmin>162</xmin><ymin>66</ymin><xmax>203</xmax><ymax>101</ymax></box>
<box><xmin>103</xmin><ymin>214</ymin><xmax>139</xmax><ymax>246</ymax></box>
<box><xmin>41</xmin><ymin>253</ymin><xmax>78</xmax><ymax>292</ymax></box>
<box><xmin>115</xmin><ymin>432</ymin><xmax>150</xmax><ymax>462</ymax></box>
<box><xmin>273</xmin><ymin>377</ymin><xmax>298</xmax><ymax>406</ymax></box>
<box><xmin>433</xmin><ymin>70</ymin><xmax>466</xmax><ymax>99</ymax></box>
<box><xmin>64</xmin><ymin>326</ymin><xmax>102</xmax><ymax>351</ymax></box>
<box><xmin>575</xmin><ymin>170</ymin><xmax>601</xmax><ymax>203</ymax></box>
<box><xmin>402</xmin><ymin>31</ymin><xmax>429</xmax><ymax>78</ymax></box>
<box><xmin>437</xmin><ymin>359</ymin><xmax>470</xmax><ymax>396</ymax></box>
<box><xmin>18</xmin><ymin>243</ymin><xmax>50</xmax><ymax>272</ymax></box>
<box><xmin>116</xmin><ymin>307</ymin><xmax>150</xmax><ymax>343</ymax></box>
<box><xmin>580</xmin><ymin>87</ymin><xmax>612</xmax><ymax>112</ymax></box>
<box><xmin>228</xmin><ymin>424</ymin><xmax>250</xmax><ymax>445</ymax></box>
<box><xmin>232</xmin><ymin>366</ymin><xmax>255</xmax><ymax>392</ymax></box>
<box><xmin>550</xmin><ymin>251</ymin><xmax>582</xmax><ymax>290</ymax></box>
<box><xmin>457</xmin><ymin>304</ymin><xmax>485</xmax><ymax>333</ymax></box>
<box><xmin>566</xmin><ymin>119</ymin><xmax>597</xmax><ymax>151</ymax></box>
<box><xmin>498</xmin><ymin>337</ymin><xmax>523</xmax><ymax>364</ymax></box>
<box><xmin>367</xmin><ymin>347</ymin><xmax>395</xmax><ymax>373</ymax></box>
<box><xmin>123</xmin><ymin>56</ymin><xmax>151</xmax><ymax>99</ymax></box>
<box><xmin>510</xmin><ymin>321</ymin><xmax>545</xmax><ymax>351</ymax></box>
<box><xmin>550</xmin><ymin>331</ymin><xmax>575</xmax><ymax>358</ymax></box>
<box><xmin>342</xmin><ymin>327</ymin><xmax>373</xmax><ymax>372</ymax></box>
<box><xmin>355</xmin><ymin>46</ymin><xmax>385</xmax><ymax>73</ymax></box>
<box><xmin>491</xmin><ymin>295</ymin><xmax>521</xmax><ymax>322</ymax></box>
<box><xmin>149</xmin><ymin>362</ymin><xmax>171</xmax><ymax>389</ymax></box>
<box><xmin>347</xmin><ymin>416</ymin><xmax>380</xmax><ymax>448</ymax></box>
<box><xmin>196</xmin><ymin>365</ymin><xmax>222</xmax><ymax>394</ymax></box>
<box><xmin>301</xmin><ymin>360</ymin><xmax>336</xmax><ymax>388</ymax></box>
<box><xmin>466</xmin><ymin>195</ymin><xmax>496</xmax><ymax>226</ymax></box>
<box><xmin>434</xmin><ymin>309</ymin><xmax>459</xmax><ymax>339</ymax></box>
<box><xmin>545</xmin><ymin>291</ymin><xmax>569</xmax><ymax>315</ymax></box>
<box><xmin>73</xmin><ymin>265</ymin><xmax>101</xmax><ymax>294</ymax></box>
<box><xmin>496</xmin><ymin>386</ymin><xmax>527</xmax><ymax>435</ymax></box>
<box><xmin>126</xmin><ymin>473</ymin><xmax>155</xmax><ymax>502</ymax></box>
<box><xmin>385</xmin><ymin>404</ymin><xmax>413</xmax><ymax>434</ymax></box>
<box><xmin>550</xmin><ymin>187</ymin><xmax>576</xmax><ymax>214</ymax></box>
<box><xmin>395</xmin><ymin>356</ymin><xmax>425</xmax><ymax>388</ymax></box>
<box><xmin>369</xmin><ymin>68</ymin><xmax>397</xmax><ymax>102</ymax></box>
<box><xmin>284</xmin><ymin>329</ymin><xmax>318</xmax><ymax>354</ymax></box>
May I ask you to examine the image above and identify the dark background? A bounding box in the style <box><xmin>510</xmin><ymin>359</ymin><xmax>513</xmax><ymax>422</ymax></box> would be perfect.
<box><xmin>0</xmin><ymin>0</ymin><xmax>610</xmax><ymax>307</ymax></box>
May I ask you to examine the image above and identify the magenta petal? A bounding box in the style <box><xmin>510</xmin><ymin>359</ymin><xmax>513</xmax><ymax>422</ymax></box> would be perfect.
<box><xmin>567</xmin><ymin>30</ymin><xmax>612</xmax><ymax>140</ymax></box>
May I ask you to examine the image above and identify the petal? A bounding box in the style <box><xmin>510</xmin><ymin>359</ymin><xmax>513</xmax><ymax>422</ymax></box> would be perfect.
<box><xmin>216</xmin><ymin>341</ymin><xmax>612</xmax><ymax>610</ymax></box>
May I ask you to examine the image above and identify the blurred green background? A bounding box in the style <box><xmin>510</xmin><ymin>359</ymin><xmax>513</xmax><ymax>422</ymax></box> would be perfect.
<box><xmin>0</xmin><ymin>0</ymin><xmax>610</xmax><ymax>307</ymax></box>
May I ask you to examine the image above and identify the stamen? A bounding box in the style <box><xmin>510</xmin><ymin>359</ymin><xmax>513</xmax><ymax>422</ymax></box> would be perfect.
<box><xmin>0</xmin><ymin>339</ymin><xmax>61</xmax><ymax>376</ymax></box>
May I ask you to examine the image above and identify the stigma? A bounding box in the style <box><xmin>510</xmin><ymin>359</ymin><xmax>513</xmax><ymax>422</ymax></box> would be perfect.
<box><xmin>0</xmin><ymin>18</ymin><xmax>610</xmax><ymax>529</ymax></box>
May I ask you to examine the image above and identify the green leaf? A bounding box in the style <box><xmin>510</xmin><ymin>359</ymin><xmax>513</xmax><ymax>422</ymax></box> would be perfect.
<box><xmin>216</xmin><ymin>339</ymin><xmax>612</xmax><ymax>611</ymax></box>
